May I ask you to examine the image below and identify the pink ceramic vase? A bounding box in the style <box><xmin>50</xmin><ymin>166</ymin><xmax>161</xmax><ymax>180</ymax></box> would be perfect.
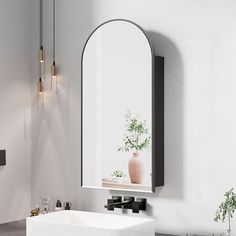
<box><xmin>128</xmin><ymin>152</ymin><xmax>143</xmax><ymax>184</ymax></box>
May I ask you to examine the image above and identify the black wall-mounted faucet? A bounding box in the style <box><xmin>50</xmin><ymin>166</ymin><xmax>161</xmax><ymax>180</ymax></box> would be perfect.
<box><xmin>104</xmin><ymin>196</ymin><xmax>147</xmax><ymax>213</ymax></box>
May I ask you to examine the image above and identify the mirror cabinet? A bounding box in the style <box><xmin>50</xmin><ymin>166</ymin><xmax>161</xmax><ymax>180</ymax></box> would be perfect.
<box><xmin>81</xmin><ymin>19</ymin><xmax>164</xmax><ymax>193</ymax></box>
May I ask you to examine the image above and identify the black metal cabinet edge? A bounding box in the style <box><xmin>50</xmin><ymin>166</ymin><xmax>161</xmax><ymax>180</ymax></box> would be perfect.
<box><xmin>156</xmin><ymin>234</ymin><xmax>178</xmax><ymax>236</ymax></box>
<box><xmin>153</xmin><ymin>56</ymin><xmax>164</xmax><ymax>188</ymax></box>
<box><xmin>0</xmin><ymin>150</ymin><xmax>6</xmax><ymax>166</ymax></box>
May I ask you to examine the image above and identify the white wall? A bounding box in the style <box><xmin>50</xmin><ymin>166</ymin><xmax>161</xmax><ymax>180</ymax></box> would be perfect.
<box><xmin>0</xmin><ymin>0</ymin><xmax>33</xmax><ymax>224</ymax></box>
<box><xmin>31</xmin><ymin>0</ymin><xmax>236</xmax><ymax>235</ymax></box>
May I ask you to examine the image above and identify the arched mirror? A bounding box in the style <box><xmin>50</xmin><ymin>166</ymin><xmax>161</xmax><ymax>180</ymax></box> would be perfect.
<box><xmin>81</xmin><ymin>19</ymin><xmax>164</xmax><ymax>193</ymax></box>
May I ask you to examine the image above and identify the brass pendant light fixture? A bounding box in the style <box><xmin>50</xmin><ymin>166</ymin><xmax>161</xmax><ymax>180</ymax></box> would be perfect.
<box><xmin>37</xmin><ymin>0</ymin><xmax>44</xmax><ymax>110</ymax></box>
<box><xmin>39</xmin><ymin>0</ymin><xmax>45</xmax><ymax>66</ymax></box>
<box><xmin>37</xmin><ymin>76</ymin><xmax>44</xmax><ymax>109</ymax></box>
<box><xmin>38</xmin><ymin>77</ymin><xmax>43</xmax><ymax>94</ymax></box>
<box><xmin>51</xmin><ymin>0</ymin><xmax>58</xmax><ymax>94</ymax></box>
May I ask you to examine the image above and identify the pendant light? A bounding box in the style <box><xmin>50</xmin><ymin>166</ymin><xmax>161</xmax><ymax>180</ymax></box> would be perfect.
<box><xmin>38</xmin><ymin>77</ymin><xmax>43</xmax><ymax>94</ymax></box>
<box><xmin>37</xmin><ymin>0</ymin><xmax>44</xmax><ymax>110</ymax></box>
<box><xmin>51</xmin><ymin>0</ymin><xmax>58</xmax><ymax>94</ymax></box>
<box><xmin>37</xmin><ymin>77</ymin><xmax>44</xmax><ymax>109</ymax></box>
<box><xmin>39</xmin><ymin>0</ymin><xmax>44</xmax><ymax>64</ymax></box>
<box><xmin>39</xmin><ymin>0</ymin><xmax>45</xmax><ymax>68</ymax></box>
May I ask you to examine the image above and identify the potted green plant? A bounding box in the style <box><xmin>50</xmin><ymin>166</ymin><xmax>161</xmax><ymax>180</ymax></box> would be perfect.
<box><xmin>118</xmin><ymin>110</ymin><xmax>150</xmax><ymax>184</ymax></box>
<box><xmin>214</xmin><ymin>188</ymin><xmax>236</xmax><ymax>236</ymax></box>
<box><xmin>111</xmin><ymin>170</ymin><xmax>126</xmax><ymax>184</ymax></box>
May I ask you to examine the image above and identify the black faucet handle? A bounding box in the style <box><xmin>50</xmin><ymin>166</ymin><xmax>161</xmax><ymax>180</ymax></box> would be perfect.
<box><xmin>105</xmin><ymin>196</ymin><xmax>122</xmax><ymax>211</ymax></box>
<box><xmin>111</xmin><ymin>196</ymin><xmax>122</xmax><ymax>208</ymax></box>
<box><xmin>132</xmin><ymin>198</ymin><xmax>147</xmax><ymax>213</ymax></box>
<box><xmin>136</xmin><ymin>198</ymin><xmax>147</xmax><ymax>211</ymax></box>
<box><xmin>106</xmin><ymin>199</ymin><xmax>115</xmax><ymax>211</ymax></box>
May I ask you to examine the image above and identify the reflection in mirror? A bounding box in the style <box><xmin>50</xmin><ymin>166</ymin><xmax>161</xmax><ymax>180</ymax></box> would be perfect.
<box><xmin>82</xmin><ymin>19</ymin><xmax>160</xmax><ymax>193</ymax></box>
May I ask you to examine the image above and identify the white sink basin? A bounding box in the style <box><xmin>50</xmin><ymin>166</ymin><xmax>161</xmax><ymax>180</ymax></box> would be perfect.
<box><xmin>27</xmin><ymin>210</ymin><xmax>155</xmax><ymax>236</ymax></box>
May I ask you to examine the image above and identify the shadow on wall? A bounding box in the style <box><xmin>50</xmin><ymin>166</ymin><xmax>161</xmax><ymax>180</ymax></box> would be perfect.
<box><xmin>31</xmin><ymin>0</ymin><xmax>96</xmax><ymax>210</ymax></box>
<box><xmin>148</xmin><ymin>31</ymin><xmax>184</xmax><ymax>201</ymax></box>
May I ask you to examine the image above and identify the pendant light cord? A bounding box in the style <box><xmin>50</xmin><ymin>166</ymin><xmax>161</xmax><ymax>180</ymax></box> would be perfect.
<box><xmin>40</xmin><ymin>0</ymin><xmax>43</xmax><ymax>48</ymax></box>
<box><xmin>53</xmin><ymin>0</ymin><xmax>56</xmax><ymax>62</ymax></box>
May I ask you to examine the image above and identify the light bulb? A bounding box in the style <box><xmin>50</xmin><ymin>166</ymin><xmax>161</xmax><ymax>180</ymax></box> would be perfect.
<box><xmin>38</xmin><ymin>77</ymin><xmax>43</xmax><ymax>94</ymax></box>
<box><xmin>39</xmin><ymin>46</ymin><xmax>45</xmax><ymax>63</ymax></box>
<box><xmin>51</xmin><ymin>61</ymin><xmax>57</xmax><ymax>78</ymax></box>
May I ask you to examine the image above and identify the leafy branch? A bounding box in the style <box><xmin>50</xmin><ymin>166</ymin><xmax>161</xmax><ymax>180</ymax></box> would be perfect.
<box><xmin>214</xmin><ymin>188</ymin><xmax>236</xmax><ymax>235</ymax></box>
<box><xmin>118</xmin><ymin>110</ymin><xmax>150</xmax><ymax>153</ymax></box>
